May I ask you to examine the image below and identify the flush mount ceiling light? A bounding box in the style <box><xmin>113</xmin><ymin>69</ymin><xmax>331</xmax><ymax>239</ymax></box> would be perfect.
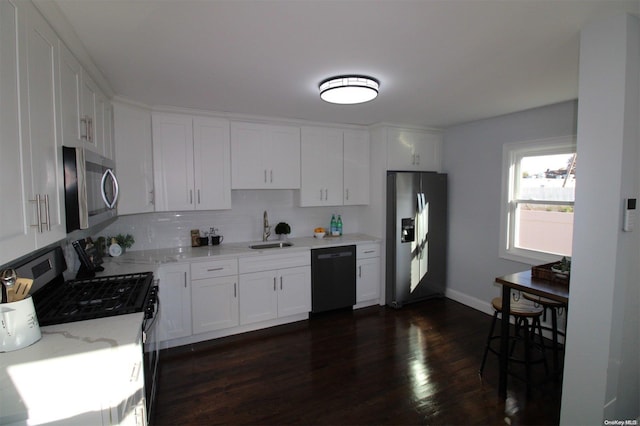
<box><xmin>319</xmin><ymin>75</ymin><xmax>379</xmax><ymax>104</ymax></box>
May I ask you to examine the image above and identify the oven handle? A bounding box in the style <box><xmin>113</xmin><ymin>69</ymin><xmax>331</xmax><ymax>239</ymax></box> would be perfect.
<box><xmin>143</xmin><ymin>291</ymin><xmax>160</xmax><ymax>336</ymax></box>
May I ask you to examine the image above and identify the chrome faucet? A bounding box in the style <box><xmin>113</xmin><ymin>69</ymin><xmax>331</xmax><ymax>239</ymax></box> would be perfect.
<box><xmin>262</xmin><ymin>210</ymin><xmax>271</xmax><ymax>241</ymax></box>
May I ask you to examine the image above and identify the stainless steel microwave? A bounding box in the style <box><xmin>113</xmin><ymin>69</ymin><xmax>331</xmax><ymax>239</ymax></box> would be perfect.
<box><xmin>62</xmin><ymin>146</ymin><xmax>119</xmax><ymax>232</ymax></box>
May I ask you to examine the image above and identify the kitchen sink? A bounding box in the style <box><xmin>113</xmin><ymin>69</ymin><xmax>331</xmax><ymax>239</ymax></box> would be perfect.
<box><xmin>249</xmin><ymin>242</ymin><xmax>294</xmax><ymax>249</ymax></box>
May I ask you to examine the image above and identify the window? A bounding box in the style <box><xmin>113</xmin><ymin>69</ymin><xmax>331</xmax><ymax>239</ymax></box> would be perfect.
<box><xmin>499</xmin><ymin>136</ymin><xmax>576</xmax><ymax>264</ymax></box>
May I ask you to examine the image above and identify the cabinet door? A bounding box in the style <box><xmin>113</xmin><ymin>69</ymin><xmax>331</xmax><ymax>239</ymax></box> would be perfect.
<box><xmin>96</xmin><ymin>91</ymin><xmax>112</xmax><ymax>159</ymax></box>
<box><xmin>413</xmin><ymin>131</ymin><xmax>442</xmax><ymax>172</ymax></box>
<box><xmin>193</xmin><ymin>117</ymin><xmax>231</xmax><ymax>210</ymax></box>
<box><xmin>230</xmin><ymin>122</ymin><xmax>267</xmax><ymax>189</ymax></box>
<box><xmin>343</xmin><ymin>129</ymin><xmax>370</xmax><ymax>205</ymax></box>
<box><xmin>152</xmin><ymin>113</ymin><xmax>195</xmax><ymax>211</ymax></box>
<box><xmin>22</xmin><ymin>5</ymin><xmax>66</xmax><ymax>248</ymax></box>
<box><xmin>58</xmin><ymin>43</ymin><xmax>82</xmax><ymax>148</ymax></box>
<box><xmin>157</xmin><ymin>264</ymin><xmax>192</xmax><ymax>341</ymax></box>
<box><xmin>113</xmin><ymin>102</ymin><xmax>154</xmax><ymax>214</ymax></box>
<box><xmin>192</xmin><ymin>276</ymin><xmax>239</xmax><ymax>334</ymax></box>
<box><xmin>0</xmin><ymin>0</ymin><xmax>33</xmax><ymax>265</ymax></box>
<box><xmin>239</xmin><ymin>271</ymin><xmax>278</xmax><ymax>325</ymax></box>
<box><xmin>80</xmin><ymin>71</ymin><xmax>99</xmax><ymax>151</ymax></box>
<box><xmin>231</xmin><ymin>122</ymin><xmax>301</xmax><ymax>189</ymax></box>
<box><xmin>387</xmin><ymin>127</ymin><xmax>442</xmax><ymax>171</ymax></box>
<box><xmin>357</xmin><ymin>257</ymin><xmax>380</xmax><ymax>303</ymax></box>
<box><xmin>268</xmin><ymin>125</ymin><xmax>301</xmax><ymax>189</ymax></box>
<box><xmin>300</xmin><ymin>127</ymin><xmax>343</xmax><ymax>206</ymax></box>
<box><xmin>277</xmin><ymin>266</ymin><xmax>311</xmax><ymax>317</ymax></box>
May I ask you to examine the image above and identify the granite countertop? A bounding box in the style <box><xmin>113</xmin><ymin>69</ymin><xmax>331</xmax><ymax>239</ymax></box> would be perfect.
<box><xmin>104</xmin><ymin>233</ymin><xmax>380</xmax><ymax>267</ymax></box>
<box><xmin>0</xmin><ymin>313</ymin><xmax>144</xmax><ymax>425</ymax></box>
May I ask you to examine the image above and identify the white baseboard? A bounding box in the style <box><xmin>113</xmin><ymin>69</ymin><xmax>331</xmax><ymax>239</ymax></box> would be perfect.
<box><xmin>445</xmin><ymin>288</ymin><xmax>494</xmax><ymax>316</ymax></box>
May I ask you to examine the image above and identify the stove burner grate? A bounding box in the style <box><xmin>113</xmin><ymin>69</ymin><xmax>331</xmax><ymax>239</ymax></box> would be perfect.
<box><xmin>34</xmin><ymin>272</ymin><xmax>154</xmax><ymax>326</ymax></box>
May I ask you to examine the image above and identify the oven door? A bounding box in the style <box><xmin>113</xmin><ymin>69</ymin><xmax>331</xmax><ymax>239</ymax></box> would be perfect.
<box><xmin>142</xmin><ymin>289</ymin><xmax>160</xmax><ymax>424</ymax></box>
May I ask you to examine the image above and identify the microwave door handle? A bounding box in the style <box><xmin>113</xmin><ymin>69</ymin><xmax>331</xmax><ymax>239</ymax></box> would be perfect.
<box><xmin>101</xmin><ymin>169</ymin><xmax>119</xmax><ymax>209</ymax></box>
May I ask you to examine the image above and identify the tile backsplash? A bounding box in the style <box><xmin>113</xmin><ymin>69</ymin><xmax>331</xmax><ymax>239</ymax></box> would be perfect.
<box><xmin>99</xmin><ymin>190</ymin><xmax>368</xmax><ymax>251</ymax></box>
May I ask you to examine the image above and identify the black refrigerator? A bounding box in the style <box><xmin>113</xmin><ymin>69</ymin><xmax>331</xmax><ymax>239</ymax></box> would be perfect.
<box><xmin>386</xmin><ymin>171</ymin><xmax>448</xmax><ymax>308</ymax></box>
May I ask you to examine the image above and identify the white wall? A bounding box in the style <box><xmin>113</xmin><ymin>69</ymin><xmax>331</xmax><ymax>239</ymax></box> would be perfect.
<box><xmin>441</xmin><ymin>100</ymin><xmax>577</xmax><ymax>313</ymax></box>
<box><xmin>560</xmin><ymin>13</ymin><xmax>639</xmax><ymax>424</ymax></box>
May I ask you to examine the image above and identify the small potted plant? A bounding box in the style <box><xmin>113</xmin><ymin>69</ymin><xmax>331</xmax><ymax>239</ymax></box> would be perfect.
<box><xmin>275</xmin><ymin>222</ymin><xmax>291</xmax><ymax>240</ymax></box>
<box><xmin>106</xmin><ymin>233</ymin><xmax>135</xmax><ymax>253</ymax></box>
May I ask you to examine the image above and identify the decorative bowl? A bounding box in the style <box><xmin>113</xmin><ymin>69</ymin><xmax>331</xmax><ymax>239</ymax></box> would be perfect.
<box><xmin>314</xmin><ymin>232</ymin><xmax>326</xmax><ymax>239</ymax></box>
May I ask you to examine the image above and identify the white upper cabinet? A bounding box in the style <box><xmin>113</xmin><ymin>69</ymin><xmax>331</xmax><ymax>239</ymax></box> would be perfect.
<box><xmin>58</xmin><ymin>42</ymin><xmax>113</xmax><ymax>158</ymax></box>
<box><xmin>153</xmin><ymin>113</ymin><xmax>231</xmax><ymax>211</ymax></box>
<box><xmin>58</xmin><ymin>43</ymin><xmax>82</xmax><ymax>148</ymax></box>
<box><xmin>0</xmin><ymin>0</ymin><xmax>32</xmax><ymax>265</ymax></box>
<box><xmin>299</xmin><ymin>126</ymin><xmax>343</xmax><ymax>206</ymax></box>
<box><xmin>299</xmin><ymin>127</ymin><xmax>370</xmax><ymax>207</ymax></box>
<box><xmin>19</xmin><ymin>2</ymin><xmax>66</xmax><ymax>250</ymax></box>
<box><xmin>58</xmin><ymin>41</ymin><xmax>114</xmax><ymax>158</ymax></box>
<box><xmin>343</xmin><ymin>129</ymin><xmax>370</xmax><ymax>205</ymax></box>
<box><xmin>387</xmin><ymin>127</ymin><xmax>442</xmax><ymax>171</ymax></box>
<box><xmin>231</xmin><ymin>121</ymin><xmax>301</xmax><ymax>189</ymax></box>
<box><xmin>193</xmin><ymin>117</ymin><xmax>232</xmax><ymax>210</ymax></box>
<box><xmin>113</xmin><ymin>101</ymin><xmax>154</xmax><ymax>215</ymax></box>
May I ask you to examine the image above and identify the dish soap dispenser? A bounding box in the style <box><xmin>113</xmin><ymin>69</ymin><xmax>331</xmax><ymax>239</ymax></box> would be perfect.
<box><xmin>108</xmin><ymin>238</ymin><xmax>122</xmax><ymax>257</ymax></box>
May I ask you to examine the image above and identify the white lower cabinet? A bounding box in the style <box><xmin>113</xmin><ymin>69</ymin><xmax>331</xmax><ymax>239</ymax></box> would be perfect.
<box><xmin>239</xmin><ymin>266</ymin><xmax>310</xmax><ymax>325</ymax></box>
<box><xmin>191</xmin><ymin>258</ymin><xmax>239</xmax><ymax>334</ymax></box>
<box><xmin>157</xmin><ymin>263</ymin><xmax>191</xmax><ymax>342</ymax></box>
<box><xmin>158</xmin><ymin>251</ymin><xmax>311</xmax><ymax>347</ymax></box>
<box><xmin>111</xmin><ymin>336</ymin><xmax>146</xmax><ymax>426</ymax></box>
<box><xmin>356</xmin><ymin>243</ymin><xmax>381</xmax><ymax>306</ymax></box>
<box><xmin>239</xmin><ymin>251</ymin><xmax>311</xmax><ymax>325</ymax></box>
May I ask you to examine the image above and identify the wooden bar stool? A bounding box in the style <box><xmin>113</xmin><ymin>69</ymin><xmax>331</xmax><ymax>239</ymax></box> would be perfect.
<box><xmin>523</xmin><ymin>293</ymin><xmax>566</xmax><ymax>379</ymax></box>
<box><xmin>479</xmin><ymin>297</ymin><xmax>548</xmax><ymax>395</ymax></box>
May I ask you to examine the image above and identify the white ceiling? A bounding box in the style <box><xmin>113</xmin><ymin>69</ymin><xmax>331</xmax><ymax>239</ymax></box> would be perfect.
<box><xmin>52</xmin><ymin>0</ymin><xmax>639</xmax><ymax>128</ymax></box>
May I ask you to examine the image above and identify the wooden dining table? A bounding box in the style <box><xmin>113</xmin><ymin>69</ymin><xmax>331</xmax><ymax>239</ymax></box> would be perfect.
<box><xmin>494</xmin><ymin>270</ymin><xmax>570</xmax><ymax>398</ymax></box>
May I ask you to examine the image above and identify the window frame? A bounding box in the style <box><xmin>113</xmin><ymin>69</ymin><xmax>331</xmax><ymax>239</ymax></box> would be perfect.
<box><xmin>499</xmin><ymin>135</ymin><xmax>577</xmax><ymax>265</ymax></box>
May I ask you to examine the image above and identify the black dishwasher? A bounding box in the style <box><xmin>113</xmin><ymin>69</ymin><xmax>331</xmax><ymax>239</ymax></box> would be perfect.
<box><xmin>311</xmin><ymin>245</ymin><xmax>356</xmax><ymax>313</ymax></box>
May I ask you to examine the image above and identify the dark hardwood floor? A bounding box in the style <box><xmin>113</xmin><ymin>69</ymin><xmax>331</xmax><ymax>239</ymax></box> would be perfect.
<box><xmin>153</xmin><ymin>298</ymin><xmax>562</xmax><ymax>425</ymax></box>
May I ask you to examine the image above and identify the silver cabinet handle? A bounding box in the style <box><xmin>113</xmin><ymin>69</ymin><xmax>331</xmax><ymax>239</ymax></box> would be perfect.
<box><xmin>325</xmin><ymin>189</ymin><xmax>328</xmax><ymax>200</ymax></box>
<box><xmin>234</xmin><ymin>283</ymin><xmax>237</xmax><ymax>298</ymax></box>
<box><xmin>364</xmin><ymin>250</ymin><xmax>375</xmax><ymax>254</ymax></box>
<box><xmin>207</xmin><ymin>267</ymin><xmax>224</xmax><ymax>272</ymax></box>
<box><xmin>358</xmin><ymin>266</ymin><xmax>362</xmax><ymax>278</ymax></box>
<box><xmin>345</xmin><ymin>188</ymin><xmax>349</xmax><ymax>201</ymax></box>
<box><xmin>43</xmin><ymin>194</ymin><xmax>51</xmax><ymax>231</ymax></box>
<box><xmin>184</xmin><ymin>272</ymin><xmax>187</xmax><ymax>288</ymax></box>
<box><xmin>29</xmin><ymin>194</ymin><xmax>43</xmax><ymax>232</ymax></box>
<box><xmin>270</xmin><ymin>170</ymin><xmax>273</xmax><ymax>183</ymax></box>
<box><xmin>189</xmin><ymin>190</ymin><xmax>193</xmax><ymax>204</ymax></box>
<box><xmin>320</xmin><ymin>189</ymin><xmax>323</xmax><ymax>200</ymax></box>
<box><xmin>280</xmin><ymin>276</ymin><xmax>283</xmax><ymax>290</ymax></box>
<box><xmin>88</xmin><ymin>118</ymin><xmax>93</xmax><ymax>143</ymax></box>
<box><xmin>197</xmin><ymin>189</ymin><xmax>201</xmax><ymax>204</ymax></box>
<box><xmin>80</xmin><ymin>116</ymin><xmax>89</xmax><ymax>141</ymax></box>
<box><xmin>273</xmin><ymin>277</ymin><xmax>276</xmax><ymax>291</ymax></box>
<box><xmin>264</xmin><ymin>170</ymin><xmax>267</xmax><ymax>183</ymax></box>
